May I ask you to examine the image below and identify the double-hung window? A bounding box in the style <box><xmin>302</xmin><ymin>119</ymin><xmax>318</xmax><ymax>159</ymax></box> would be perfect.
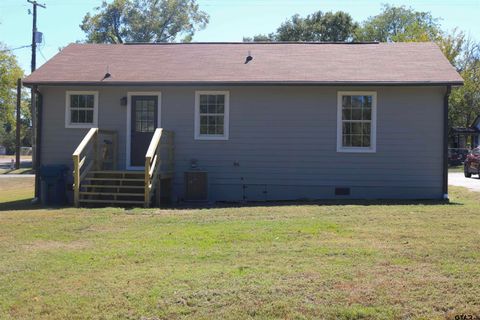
<box><xmin>195</xmin><ymin>91</ymin><xmax>230</xmax><ymax>140</ymax></box>
<box><xmin>65</xmin><ymin>91</ymin><xmax>98</xmax><ymax>128</ymax></box>
<box><xmin>337</xmin><ymin>92</ymin><xmax>377</xmax><ymax>152</ymax></box>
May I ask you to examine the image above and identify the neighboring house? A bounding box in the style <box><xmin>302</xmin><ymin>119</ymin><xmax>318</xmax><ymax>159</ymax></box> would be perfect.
<box><xmin>23</xmin><ymin>42</ymin><xmax>463</xmax><ymax>206</ymax></box>
<box><xmin>450</xmin><ymin>116</ymin><xmax>480</xmax><ymax>149</ymax></box>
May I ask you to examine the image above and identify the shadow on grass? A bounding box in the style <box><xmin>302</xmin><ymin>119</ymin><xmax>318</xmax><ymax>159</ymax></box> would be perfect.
<box><xmin>0</xmin><ymin>198</ymin><xmax>65</xmax><ymax>212</ymax></box>
<box><xmin>152</xmin><ymin>198</ymin><xmax>462</xmax><ymax>211</ymax></box>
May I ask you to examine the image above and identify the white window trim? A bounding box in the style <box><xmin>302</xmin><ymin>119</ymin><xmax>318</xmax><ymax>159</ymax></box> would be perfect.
<box><xmin>337</xmin><ymin>91</ymin><xmax>377</xmax><ymax>153</ymax></box>
<box><xmin>194</xmin><ymin>91</ymin><xmax>230</xmax><ymax>140</ymax></box>
<box><xmin>126</xmin><ymin>92</ymin><xmax>162</xmax><ymax>171</ymax></box>
<box><xmin>65</xmin><ymin>91</ymin><xmax>99</xmax><ymax>128</ymax></box>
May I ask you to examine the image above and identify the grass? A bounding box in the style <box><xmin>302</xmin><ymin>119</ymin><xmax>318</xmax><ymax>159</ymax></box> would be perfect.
<box><xmin>449</xmin><ymin>165</ymin><xmax>464</xmax><ymax>173</ymax></box>
<box><xmin>0</xmin><ymin>177</ymin><xmax>479</xmax><ymax>319</ymax></box>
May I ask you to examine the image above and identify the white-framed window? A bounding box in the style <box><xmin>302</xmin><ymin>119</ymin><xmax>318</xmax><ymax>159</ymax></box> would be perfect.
<box><xmin>194</xmin><ymin>91</ymin><xmax>230</xmax><ymax>140</ymax></box>
<box><xmin>337</xmin><ymin>91</ymin><xmax>377</xmax><ymax>153</ymax></box>
<box><xmin>65</xmin><ymin>91</ymin><xmax>99</xmax><ymax>128</ymax></box>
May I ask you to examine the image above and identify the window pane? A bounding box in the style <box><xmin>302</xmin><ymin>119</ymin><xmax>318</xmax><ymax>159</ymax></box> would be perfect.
<box><xmin>342</xmin><ymin>122</ymin><xmax>351</xmax><ymax>134</ymax></box>
<box><xmin>200</xmin><ymin>116</ymin><xmax>207</xmax><ymax>125</ymax></box>
<box><xmin>216</xmin><ymin>125</ymin><xmax>224</xmax><ymax>135</ymax></box>
<box><xmin>200</xmin><ymin>125</ymin><xmax>208</xmax><ymax>134</ymax></box>
<box><xmin>352</xmin><ymin>96</ymin><xmax>363</xmax><ymax>108</ymax></box>
<box><xmin>78</xmin><ymin>110</ymin><xmax>86</xmax><ymax>123</ymax></box>
<box><xmin>85</xmin><ymin>95</ymin><xmax>94</xmax><ymax>108</ymax></box>
<box><xmin>343</xmin><ymin>135</ymin><xmax>351</xmax><ymax>147</ymax></box>
<box><xmin>200</xmin><ymin>104</ymin><xmax>208</xmax><ymax>113</ymax></box>
<box><xmin>207</xmin><ymin>104</ymin><xmax>217</xmax><ymax>113</ymax></box>
<box><xmin>200</xmin><ymin>95</ymin><xmax>208</xmax><ymax>105</ymax></box>
<box><xmin>78</xmin><ymin>95</ymin><xmax>86</xmax><ymax>108</ymax></box>
<box><xmin>351</xmin><ymin>123</ymin><xmax>362</xmax><ymax>134</ymax></box>
<box><xmin>342</xmin><ymin>108</ymin><xmax>351</xmax><ymax>120</ymax></box>
<box><xmin>208</xmin><ymin>95</ymin><xmax>216</xmax><ymax>105</ymax></box>
<box><xmin>351</xmin><ymin>108</ymin><xmax>362</xmax><ymax>120</ymax></box>
<box><xmin>363</xmin><ymin>107</ymin><xmax>371</xmax><ymax>120</ymax></box>
<box><xmin>217</xmin><ymin>95</ymin><xmax>225</xmax><ymax>104</ymax></box>
<box><xmin>362</xmin><ymin>135</ymin><xmax>371</xmax><ymax>147</ymax></box>
<box><xmin>362</xmin><ymin>123</ymin><xmax>371</xmax><ymax>135</ymax></box>
<box><xmin>342</xmin><ymin>96</ymin><xmax>351</xmax><ymax>108</ymax></box>
<box><xmin>216</xmin><ymin>116</ymin><xmax>224</xmax><ymax>125</ymax></box>
<box><xmin>351</xmin><ymin>135</ymin><xmax>362</xmax><ymax>147</ymax></box>
<box><xmin>71</xmin><ymin>110</ymin><xmax>79</xmax><ymax>123</ymax></box>
<box><xmin>207</xmin><ymin>125</ymin><xmax>216</xmax><ymax>135</ymax></box>
<box><xmin>364</xmin><ymin>96</ymin><xmax>372</xmax><ymax>108</ymax></box>
<box><xmin>208</xmin><ymin>116</ymin><xmax>216</xmax><ymax>125</ymax></box>
<box><xmin>86</xmin><ymin>110</ymin><xmax>93</xmax><ymax>123</ymax></box>
<box><xmin>71</xmin><ymin>95</ymin><xmax>79</xmax><ymax>108</ymax></box>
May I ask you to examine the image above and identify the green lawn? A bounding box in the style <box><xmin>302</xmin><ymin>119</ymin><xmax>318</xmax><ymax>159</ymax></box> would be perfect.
<box><xmin>0</xmin><ymin>178</ymin><xmax>479</xmax><ymax>319</ymax></box>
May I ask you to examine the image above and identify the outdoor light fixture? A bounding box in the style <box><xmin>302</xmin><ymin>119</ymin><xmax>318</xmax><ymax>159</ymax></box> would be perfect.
<box><xmin>120</xmin><ymin>97</ymin><xmax>127</xmax><ymax>106</ymax></box>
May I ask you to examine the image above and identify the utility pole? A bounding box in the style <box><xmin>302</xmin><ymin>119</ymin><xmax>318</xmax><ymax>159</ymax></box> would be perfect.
<box><xmin>15</xmin><ymin>79</ymin><xmax>21</xmax><ymax>170</ymax></box>
<box><xmin>27</xmin><ymin>0</ymin><xmax>45</xmax><ymax>199</ymax></box>
<box><xmin>28</xmin><ymin>0</ymin><xmax>46</xmax><ymax>73</ymax></box>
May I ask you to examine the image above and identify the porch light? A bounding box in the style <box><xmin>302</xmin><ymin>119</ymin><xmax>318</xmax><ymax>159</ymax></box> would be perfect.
<box><xmin>120</xmin><ymin>97</ymin><xmax>127</xmax><ymax>106</ymax></box>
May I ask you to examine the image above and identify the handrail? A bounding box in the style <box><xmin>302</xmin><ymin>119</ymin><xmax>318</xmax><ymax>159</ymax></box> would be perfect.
<box><xmin>72</xmin><ymin>128</ymin><xmax>118</xmax><ymax>207</ymax></box>
<box><xmin>144</xmin><ymin>128</ymin><xmax>174</xmax><ymax>207</ymax></box>
<box><xmin>72</xmin><ymin>128</ymin><xmax>99</xmax><ymax>207</ymax></box>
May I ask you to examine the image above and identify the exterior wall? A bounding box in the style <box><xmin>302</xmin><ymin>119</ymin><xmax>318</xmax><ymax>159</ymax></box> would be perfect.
<box><xmin>39</xmin><ymin>85</ymin><xmax>445</xmax><ymax>201</ymax></box>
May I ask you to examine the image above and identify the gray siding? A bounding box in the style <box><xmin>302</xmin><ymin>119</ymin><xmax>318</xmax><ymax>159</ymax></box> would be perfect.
<box><xmin>39</xmin><ymin>85</ymin><xmax>445</xmax><ymax>201</ymax></box>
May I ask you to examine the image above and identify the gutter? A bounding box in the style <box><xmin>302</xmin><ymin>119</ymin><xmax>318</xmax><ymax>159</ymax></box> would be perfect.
<box><xmin>22</xmin><ymin>80</ymin><xmax>465</xmax><ymax>87</ymax></box>
<box><xmin>443</xmin><ymin>86</ymin><xmax>452</xmax><ymax>200</ymax></box>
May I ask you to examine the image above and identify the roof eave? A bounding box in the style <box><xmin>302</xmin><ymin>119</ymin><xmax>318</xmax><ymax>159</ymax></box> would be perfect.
<box><xmin>22</xmin><ymin>80</ymin><xmax>465</xmax><ymax>87</ymax></box>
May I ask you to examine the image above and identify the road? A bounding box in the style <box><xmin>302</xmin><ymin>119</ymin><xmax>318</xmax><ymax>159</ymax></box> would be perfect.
<box><xmin>449</xmin><ymin>172</ymin><xmax>480</xmax><ymax>192</ymax></box>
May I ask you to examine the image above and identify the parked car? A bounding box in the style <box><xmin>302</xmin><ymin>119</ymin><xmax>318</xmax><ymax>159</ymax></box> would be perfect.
<box><xmin>449</xmin><ymin>148</ymin><xmax>470</xmax><ymax>166</ymax></box>
<box><xmin>464</xmin><ymin>147</ymin><xmax>480</xmax><ymax>177</ymax></box>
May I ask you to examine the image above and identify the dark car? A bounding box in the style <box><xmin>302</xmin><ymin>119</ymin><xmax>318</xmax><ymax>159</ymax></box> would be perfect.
<box><xmin>449</xmin><ymin>148</ymin><xmax>470</xmax><ymax>166</ymax></box>
<box><xmin>464</xmin><ymin>147</ymin><xmax>480</xmax><ymax>178</ymax></box>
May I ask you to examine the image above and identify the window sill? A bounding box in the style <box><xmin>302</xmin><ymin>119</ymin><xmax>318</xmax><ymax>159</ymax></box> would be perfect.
<box><xmin>65</xmin><ymin>123</ymin><xmax>97</xmax><ymax>129</ymax></box>
<box><xmin>194</xmin><ymin>135</ymin><xmax>229</xmax><ymax>141</ymax></box>
<box><xmin>337</xmin><ymin>147</ymin><xmax>376</xmax><ymax>153</ymax></box>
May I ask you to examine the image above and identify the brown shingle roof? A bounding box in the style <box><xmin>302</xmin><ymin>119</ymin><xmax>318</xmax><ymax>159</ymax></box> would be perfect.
<box><xmin>23</xmin><ymin>42</ymin><xmax>463</xmax><ymax>85</ymax></box>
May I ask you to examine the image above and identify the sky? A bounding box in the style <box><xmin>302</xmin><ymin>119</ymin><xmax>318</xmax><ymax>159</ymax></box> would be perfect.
<box><xmin>0</xmin><ymin>0</ymin><xmax>479</xmax><ymax>74</ymax></box>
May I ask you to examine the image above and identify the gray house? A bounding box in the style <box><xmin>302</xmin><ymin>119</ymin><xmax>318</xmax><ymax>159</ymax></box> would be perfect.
<box><xmin>23</xmin><ymin>42</ymin><xmax>463</xmax><ymax>207</ymax></box>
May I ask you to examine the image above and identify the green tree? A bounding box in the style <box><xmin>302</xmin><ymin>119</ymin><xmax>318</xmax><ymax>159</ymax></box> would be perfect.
<box><xmin>80</xmin><ymin>0</ymin><xmax>209</xmax><ymax>43</ymax></box>
<box><xmin>0</xmin><ymin>44</ymin><xmax>30</xmax><ymax>153</ymax></box>
<box><xmin>449</xmin><ymin>40</ymin><xmax>480</xmax><ymax>129</ymax></box>
<box><xmin>244</xmin><ymin>11</ymin><xmax>358</xmax><ymax>42</ymax></box>
<box><xmin>355</xmin><ymin>4</ymin><xmax>441</xmax><ymax>42</ymax></box>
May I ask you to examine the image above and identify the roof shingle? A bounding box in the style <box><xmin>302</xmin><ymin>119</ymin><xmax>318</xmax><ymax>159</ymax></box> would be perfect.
<box><xmin>23</xmin><ymin>42</ymin><xmax>463</xmax><ymax>85</ymax></box>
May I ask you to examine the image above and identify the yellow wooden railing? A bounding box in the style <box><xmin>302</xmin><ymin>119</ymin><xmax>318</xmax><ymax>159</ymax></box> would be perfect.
<box><xmin>144</xmin><ymin>128</ymin><xmax>175</xmax><ymax>207</ymax></box>
<box><xmin>72</xmin><ymin>128</ymin><xmax>117</xmax><ymax>207</ymax></box>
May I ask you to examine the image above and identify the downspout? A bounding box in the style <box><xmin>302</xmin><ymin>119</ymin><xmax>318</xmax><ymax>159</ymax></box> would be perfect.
<box><xmin>443</xmin><ymin>86</ymin><xmax>451</xmax><ymax>200</ymax></box>
<box><xmin>35</xmin><ymin>89</ymin><xmax>43</xmax><ymax>199</ymax></box>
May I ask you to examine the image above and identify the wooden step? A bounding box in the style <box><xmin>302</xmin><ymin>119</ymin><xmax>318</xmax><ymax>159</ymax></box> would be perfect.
<box><xmin>78</xmin><ymin>199</ymin><xmax>145</xmax><ymax>205</ymax></box>
<box><xmin>79</xmin><ymin>191</ymin><xmax>143</xmax><ymax>197</ymax></box>
<box><xmin>89</xmin><ymin>170</ymin><xmax>143</xmax><ymax>175</ymax></box>
<box><xmin>83</xmin><ymin>177</ymin><xmax>144</xmax><ymax>182</ymax></box>
<box><xmin>81</xmin><ymin>184</ymin><xmax>144</xmax><ymax>189</ymax></box>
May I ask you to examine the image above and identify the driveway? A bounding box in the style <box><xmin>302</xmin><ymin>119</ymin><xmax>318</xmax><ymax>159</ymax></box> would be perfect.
<box><xmin>449</xmin><ymin>172</ymin><xmax>480</xmax><ymax>192</ymax></box>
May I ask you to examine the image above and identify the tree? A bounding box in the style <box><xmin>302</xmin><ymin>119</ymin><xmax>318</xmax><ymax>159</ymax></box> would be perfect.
<box><xmin>244</xmin><ymin>11</ymin><xmax>358</xmax><ymax>42</ymax></box>
<box><xmin>355</xmin><ymin>4</ymin><xmax>441</xmax><ymax>42</ymax></box>
<box><xmin>80</xmin><ymin>0</ymin><xmax>209</xmax><ymax>43</ymax></box>
<box><xmin>449</xmin><ymin>39</ymin><xmax>480</xmax><ymax>129</ymax></box>
<box><xmin>0</xmin><ymin>44</ymin><xmax>30</xmax><ymax>153</ymax></box>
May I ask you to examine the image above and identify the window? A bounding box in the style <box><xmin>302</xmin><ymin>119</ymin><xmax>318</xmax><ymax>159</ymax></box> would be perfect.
<box><xmin>65</xmin><ymin>91</ymin><xmax>98</xmax><ymax>128</ymax></box>
<box><xmin>195</xmin><ymin>91</ymin><xmax>229</xmax><ymax>140</ymax></box>
<box><xmin>337</xmin><ymin>92</ymin><xmax>377</xmax><ymax>153</ymax></box>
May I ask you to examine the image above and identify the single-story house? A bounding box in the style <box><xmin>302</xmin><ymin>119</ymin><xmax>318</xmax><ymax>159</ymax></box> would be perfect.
<box><xmin>23</xmin><ymin>42</ymin><xmax>463</xmax><ymax>207</ymax></box>
<box><xmin>450</xmin><ymin>115</ymin><xmax>480</xmax><ymax>149</ymax></box>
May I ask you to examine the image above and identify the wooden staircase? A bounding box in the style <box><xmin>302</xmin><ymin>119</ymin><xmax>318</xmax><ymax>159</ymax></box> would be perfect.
<box><xmin>72</xmin><ymin>128</ymin><xmax>174</xmax><ymax>208</ymax></box>
<box><xmin>78</xmin><ymin>171</ymin><xmax>145</xmax><ymax>206</ymax></box>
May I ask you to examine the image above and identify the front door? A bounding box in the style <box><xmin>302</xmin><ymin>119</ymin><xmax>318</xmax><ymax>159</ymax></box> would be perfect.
<box><xmin>130</xmin><ymin>96</ymin><xmax>158</xmax><ymax>167</ymax></box>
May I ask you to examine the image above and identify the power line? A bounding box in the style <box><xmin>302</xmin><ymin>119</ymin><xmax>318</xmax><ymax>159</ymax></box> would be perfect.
<box><xmin>0</xmin><ymin>44</ymin><xmax>32</xmax><ymax>52</ymax></box>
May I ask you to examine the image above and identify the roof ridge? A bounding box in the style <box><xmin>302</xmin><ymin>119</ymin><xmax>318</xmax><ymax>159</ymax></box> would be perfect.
<box><xmin>122</xmin><ymin>41</ymin><xmax>380</xmax><ymax>45</ymax></box>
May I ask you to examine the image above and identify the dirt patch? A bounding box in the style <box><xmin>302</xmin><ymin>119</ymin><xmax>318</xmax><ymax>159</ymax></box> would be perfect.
<box><xmin>22</xmin><ymin>239</ymin><xmax>91</xmax><ymax>251</ymax></box>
